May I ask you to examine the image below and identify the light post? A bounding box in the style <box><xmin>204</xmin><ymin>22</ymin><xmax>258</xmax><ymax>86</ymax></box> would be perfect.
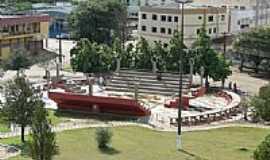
<box><xmin>175</xmin><ymin>0</ymin><xmax>193</xmax><ymax>151</ymax></box>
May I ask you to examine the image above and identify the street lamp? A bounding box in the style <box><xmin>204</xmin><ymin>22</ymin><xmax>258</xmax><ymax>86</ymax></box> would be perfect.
<box><xmin>174</xmin><ymin>0</ymin><xmax>193</xmax><ymax>151</ymax></box>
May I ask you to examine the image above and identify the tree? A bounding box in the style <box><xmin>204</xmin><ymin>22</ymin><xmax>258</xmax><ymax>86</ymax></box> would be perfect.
<box><xmin>209</xmin><ymin>54</ymin><xmax>232</xmax><ymax>88</ymax></box>
<box><xmin>2</xmin><ymin>50</ymin><xmax>31</xmax><ymax>76</ymax></box>
<box><xmin>234</xmin><ymin>28</ymin><xmax>270</xmax><ymax>73</ymax></box>
<box><xmin>28</xmin><ymin>102</ymin><xmax>58</xmax><ymax>160</ymax></box>
<box><xmin>136</xmin><ymin>37</ymin><xmax>152</xmax><ymax>69</ymax></box>
<box><xmin>192</xmin><ymin>22</ymin><xmax>231</xmax><ymax>88</ymax></box>
<box><xmin>168</xmin><ymin>31</ymin><xmax>188</xmax><ymax>72</ymax></box>
<box><xmin>254</xmin><ymin>134</ymin><xmax>270</xmax><ymax>160</ymax></box>
<box><xmin>68</xmin><ymin>0</ymin><xmax>126</xmax><ymax>45</ymax></box>
<box><xmin>3</xmin><ymin>76</ymin><xmax>39</xmax><ymax>142</ymax></box>
<box><xmin>95</xmin><ymin>127</ymin><xmax>113</xmax><ymax>149</ymax></box>
<box><xmin>71</xmin><ymin>39</ymin><xmax>113</xmax><ymax>74</ymax></box>
<box><xmin>152</xmin><ymin>41</ymin><xmax>168</xmax><ymax>72</ymax></box>
<box><xmin>70</xmin><ymin>39</ymin><xmax>113</xmax><ymax>95</ymax></box>
<box><xmin>251</xmin><ymin>85</ymin><xmax>270</xmax><ymax>121</ymax></box>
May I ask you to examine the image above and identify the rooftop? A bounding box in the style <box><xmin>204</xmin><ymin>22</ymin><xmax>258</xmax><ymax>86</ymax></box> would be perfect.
<box><xmin>0</xmin><ymin>14</ymin><xmax>51</xmax><ymax>26</ymax></box>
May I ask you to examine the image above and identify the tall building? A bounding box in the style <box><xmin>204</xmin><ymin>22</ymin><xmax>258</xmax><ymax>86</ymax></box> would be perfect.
<box><xmin>138</xmin><ymin>4</ymin><xmax>228</xmax><ymax>46</ymax></box>
<box><xmin>0</xmin><ymin>14</ymin><xmax>50</xmax><ymax>61</ymax></box>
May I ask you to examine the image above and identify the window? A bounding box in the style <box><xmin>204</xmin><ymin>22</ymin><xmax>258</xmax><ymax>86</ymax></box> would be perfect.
<box><xmin>141</xmin><ymin>26</ymin><xmax>147</xmax><ymax>31</ymax></box>
<box><xmin>174</xmin><ymin>16</ymin><xmax>178</xmax><ymax>22</ymax></box>
<box><xmin>168</xmin><ymin>28</ymin><xmax>172</xmax><ymax>35</ymax></box>
<box><xmin>160</xmin><ymin>27</ymin><xmax>166</xmax><ymax>34</ymax></box>
<box><xmin>142</xmin><ymin>13</ymin><xmax>147</xmax><ymax>19</ymax></box>
<box><xmin>168</xmin><ymin>16</ymin><xmax>172</xmax><ymax>22</ymax></box>
<box><xmin>208</xmin><ymin>16</ymin><xmax>214</xmax><ymax>22</ymax></box>
<box><xmin>152</xmin><ymin>27</ymin><xmax>157</xmax><ymax>33</ymax></box>
<box><xmin>198</xmin><ymin>16</ymin><xmax>202</xmax><ymax>20</ymax></box>
<box><xmin>174</xmin><ymin>29</ymin><xmax>178</xmax><ymax>34</ymax></box>
<box><xmin>237</xmin><ymin>20</ymin><xmax>241</xmax><ymax>25</ymax></box>
<box><xmin>163</xmin><ymin>43</ymin><xmax>168</xmax><ymax>48</ymax></box>
<box><xmin>213</xmin><ymin>27</ymin><xmax>217</xmax><ymax>33</ymax></box>
<box><xmin>240</xmin><ymin>6</ymin><xmax>246</xmax><ymax>10</ymax></box>
<box><xmin>221</xmin><ymin>15</ymin><xmax>225</xmax><ymax>21</ymax></box>
<box><xmin>209</xmin><ymin>28</ymin><xmax>212</xmax><ymax>34</ymax></box>
<box><xmin>152</xmin><ymin>14</ymin><xmax>157</xmax><ymax>20</ymax></box>
<box><xmin>196</xmin><ymin>29</ymin><xmax>200</xmax><ymax>35</ymax></box>
<box><xmin>161</xmin><ymin>15</ymin><xmax>166</xmax><ymax>21</ymax></box>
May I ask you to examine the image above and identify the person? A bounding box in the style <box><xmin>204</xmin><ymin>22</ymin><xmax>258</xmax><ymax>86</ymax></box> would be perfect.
<box><xmin>233</xmin><ymin>82</ymin><xmax>237</xmax><ymax>93</ymax></box>
<box><xmin>99</xmin><ymin>76</ymin><xmax>104</xmax><ymax>86</ymax></box>
<box><xmin>157</xmin><ymin>72</ymin><xmax>162</xmax><ymax>81</ymax></box>
<box><xmin>228</xmin><ymin>81</ymin><xmax>232</xmax><ymax>90</ymax></box>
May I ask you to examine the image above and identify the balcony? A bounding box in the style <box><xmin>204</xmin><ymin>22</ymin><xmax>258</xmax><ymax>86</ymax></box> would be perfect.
<box><xmin>0</xmin><ymin>30</ymin><xmax>41</xmax><ymax>39</ymax></box>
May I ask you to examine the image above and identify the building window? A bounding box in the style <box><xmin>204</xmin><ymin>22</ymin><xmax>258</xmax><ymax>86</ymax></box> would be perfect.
<box><xmin>161</xmin><ymin>15</ymin><xmax>166</xmax><ymax>21</ymax></box>
<box><xmin>209</xmin><ymin>28</ymin><xmax>212</xmax><ymax>34</ymax></box>
<box><xmin>141</xmin><ymin>26</ymin><xmax>147</xmax><ymax>31</ymax></box>
<box><xmin>240</xmin><ymin>6</ymin><xmax>246</xmax><ymax>10</ymax></box>
<box><xmin>196</xmin><ymin>29</ymin><xmax>200</xmax><ymax>35</ymax></box>
<box><xmin>168</xmin><ymin>16</ymin><xmax>172</xmax><ymax>22</ymax></box>
<box><xmin>213</xmin><ymin>27</ymin><xmax>217</xmax><ymax>33</ymax></box>
<box><xmin>174</xmin><ymin>29</ymin><xmax>178</xmax><ymax>34</ymax></box>
<box><xmin>142</xmin><ymin>13</ymin><xmax>147</xmax><ymax>19</ymax></box>
<box><xmin>152</xmin><ymin>27</ymin><xmax>157</xmax><ymax>33</ymax></box>
<box><xmin>221</xmin><ymin>15</ymin><xmax>225</xmax><ymax>21</ymax></box>
<box><xmin>174</xmin><ymin>16</ymin><xmax>178</xmax><ymax>22</ymax></box>
<box><xmin>237</xmin><ymin>20</ymin><xmax>241</xmax><ymax>25</ymax></box>
<box><xmin>168</xmin><ymin>28</ymin><xmax>172</xmax><ymax>35</ymax></box>
<box><xmin>163</xmin><ymin>43</ymin><xmax>168</xmax><ymax>48</ymax></box>
<box><xmin>198</xmin><ymin>16</ymin><xmax>202</xmax><ymax>20</ymax></box>
<box><xmin>152</xmin><ymin>14</ymin><xmax>157</xmax><ymax>20</ymax></box>
<box><xmin>208</xmin><ymin>16</ymin><xmax>214</xmax><ymax>22</ymax></box>
<box><xmin>160</xmin><ymin>27</ymin><xmax>166</xmax><ymax>34</ymax></box>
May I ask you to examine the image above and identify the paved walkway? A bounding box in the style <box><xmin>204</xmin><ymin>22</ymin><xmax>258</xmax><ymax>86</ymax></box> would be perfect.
<box><xmin>1</xmin><ymin>120</ymin><xmax>270</xmax><ymax>139</ymax></box>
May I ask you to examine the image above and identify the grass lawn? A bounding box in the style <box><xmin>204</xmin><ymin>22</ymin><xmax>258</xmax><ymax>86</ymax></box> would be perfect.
<box><xmin>47</xmin><ymin>110</ymin><xmax>67</xmax><ymax>126</ymax></box>
<box><xmin>4</xmin><ymin>126</ymin><xmax>269</xmax><ymax>160</ymax></box>
<box><xmin>0</xmin><ymin>122</ymin><xmax>10</xmax><ymax>133</ymax></box>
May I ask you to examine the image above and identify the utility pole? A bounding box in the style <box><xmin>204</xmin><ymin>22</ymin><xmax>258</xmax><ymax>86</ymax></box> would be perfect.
<box><xmin>175</xmin><ymin>0</ymin><xmax>193</xmax><ymax>151</ymax></box>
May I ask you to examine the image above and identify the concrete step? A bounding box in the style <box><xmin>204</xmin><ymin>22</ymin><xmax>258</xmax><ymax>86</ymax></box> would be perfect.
<box><xmin>105</xmin><ymin>86</ymin><xmax>185</xmax><ymax>96</ymax></box>
<box><xmin>112</xmin><ymin>74</ymin><xmax>190</xmax><ymax>83</ymax></box>
<box><xmin>106</xmin><ymin>83</ymin><xmax>189</xmax><ymax>92</ymax></box>
<box><xmin>119</xmin><ymin>69</ymin><xmax>188</xmax><ymax>78</ymax></box>
<box><xmin>110</xmin><ymin>77</ymin><xmax>190</xmax><ymax>86</ymax></box>
<box><xmin>109</xmin><ymin>79</ymin><xmax>189</xmax><ymax>89</ymax></box>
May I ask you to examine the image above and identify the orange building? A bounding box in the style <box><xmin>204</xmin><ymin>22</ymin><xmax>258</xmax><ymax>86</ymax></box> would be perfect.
<box><xmin>0</xmin><ymin>14</ymin><xmax>51</xmax><ymax>61</ymax></box>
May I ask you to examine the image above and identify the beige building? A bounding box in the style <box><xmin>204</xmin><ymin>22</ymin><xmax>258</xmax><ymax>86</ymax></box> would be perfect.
<box><xmin>138</xmin><ymin>4</ymin><xmax>228</xmax><ymax>47</ymax></box>
<box><xmin>0</xmin><ymin>14</ymin><xmax>50</xmax><ymax>61</ymax></box>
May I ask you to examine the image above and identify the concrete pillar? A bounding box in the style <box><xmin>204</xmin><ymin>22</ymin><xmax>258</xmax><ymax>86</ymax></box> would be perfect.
<box><xmin>189</xmin><ymin>58</ymin><xmax>194</xmax><ymax>86</ymax></box>
<box><xmin>200</xmin><ymin>66</ymin><xmax>205</xmax><ymax>87</ymax></box>
<box><xmin>151</xmin><ymin>58</ymin><xmax>157</xmax><ymax>74</ymax></box>
<box><xmin>116</xmin><ymin>58</ymin><xmax>121</xmax><ymax>73</ymax></box>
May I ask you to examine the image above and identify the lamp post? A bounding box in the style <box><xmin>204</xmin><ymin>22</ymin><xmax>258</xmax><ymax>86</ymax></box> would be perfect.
<box><xmin>175</xmin><ymin>0</ymin><xmax>193</xmax><ymax>151</ymax></box>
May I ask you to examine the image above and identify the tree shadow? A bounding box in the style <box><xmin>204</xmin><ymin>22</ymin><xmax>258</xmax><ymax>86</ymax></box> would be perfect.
<box><xmin>99</xmin><ymin>147</ymin><xmax>120</xmax><ymax>155</ymax></box>
<box><xmin>179</xmin><ymin>149</ymin><xmax>208</xmax><ymax>160</ymax></box>
<box><xmin>8</xmin><ymin>143</ymin><xmax>30</xmax><ymax>158</ymax></box>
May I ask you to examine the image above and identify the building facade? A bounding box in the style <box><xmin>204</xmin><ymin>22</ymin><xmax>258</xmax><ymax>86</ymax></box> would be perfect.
<box><xmin>0</xmin><ymin>14</ymin><xmax>50</xmax><ymax>60</ymax></box>
<box><xmin>138</xmin><ymin>4</ymin><xmax>228</xmax><ymax>46</ymax></box>
<box><xmin>32</xmin><ymin>2</ymin><xmax>74</xmax><ymax>38</ymax></box>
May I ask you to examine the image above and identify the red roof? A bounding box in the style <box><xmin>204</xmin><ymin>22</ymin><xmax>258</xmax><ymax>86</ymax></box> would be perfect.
<box><xmin>0</xmin><ymin>14</ymin><xmax>51</xmax><ymax>26</ymax></box>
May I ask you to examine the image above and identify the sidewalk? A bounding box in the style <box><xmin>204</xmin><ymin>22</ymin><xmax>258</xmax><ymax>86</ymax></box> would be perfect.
<box><xmin>0</xmin><ymin>120</ymin><xmax>269</xmax><ymax>139</ymax></box>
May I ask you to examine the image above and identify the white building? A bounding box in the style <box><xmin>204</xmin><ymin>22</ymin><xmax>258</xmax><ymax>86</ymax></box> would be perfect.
<box><xmin>138</xmin><ymin>4</ymin><xmax>228</xmax><ymax>46</ymax></box>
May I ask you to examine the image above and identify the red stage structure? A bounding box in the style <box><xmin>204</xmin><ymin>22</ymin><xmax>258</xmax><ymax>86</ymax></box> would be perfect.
<box><xmin>48</xmin><ymin>92</ymin><xmax>151</xmax><ymax>117</ymax></box>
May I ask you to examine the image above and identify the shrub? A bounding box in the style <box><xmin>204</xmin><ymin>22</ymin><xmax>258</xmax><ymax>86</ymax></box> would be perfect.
<box><xmin>251</xmin><ymin>85</ymin><xmax>270</xmax><ymax>121</ymax></box>
<box><xmin>254</xmin><ymin>134</ymin><xmax>270</xmax><ymax>160</ymax></box>
<box><xmin>95</xmin><ymin>127</ymin><xmax>113</xmax><ymax>149</ymax></box>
